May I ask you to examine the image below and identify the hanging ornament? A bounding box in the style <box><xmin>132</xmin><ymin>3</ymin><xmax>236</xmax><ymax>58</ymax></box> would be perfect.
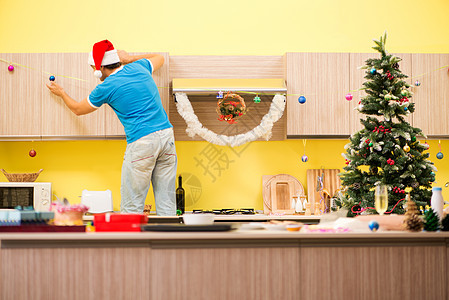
<box><xmin>253</xmin><ymin>95</ymin><xmax>261</xmax><ymax>103</ymax></box>
<box><xmin>403</xmin><ymin>145</ymin><xmax>410</xmax><ymax>152</ymax></box>
<box><xmin>29</xmin><ymin>149</ymin><xmax>37</xmax><ymax>157</ymax></box>
<box><xmin>404</xmin><ymin>107</ymin><xmax>408</xmax><ymax>111</ymax></box>
<box><xmin>385</xmin><ymin>94</ymin><xmax>392</xmax><ymax>100</ymax></box>
<box><xmin>8</xmin><ymin>65</ymin><xmax>14</xmax><ymax>72</ymax></box>
<box><xmin>369</xmin><ymin>142</ymin><xmax>373</xmax><ymax>147</ymax></box>
<box><xmin>216</xmin><ymin>91</ymin><xmax>224</xmax><ymax>99</ymax></box>
<box><xmin>393</xmin><ymin>63</ymin><xmax>399</xmax><ymax>69</ymax></box>
<box><xmin>301</xmin><ymin>139</ymin><xmax>308</xmax><ymax>162</ymax></box>
<box><xmin>437</xmin><ymin>140</ymin><xmax>444</xmax><ymax>159</ymax></box>
<box><xmin>298</xmin><ymin>96</ymin><xmax>306</xmax><ymax>104</ymax></box>
<box><xmin>414</xmin><ymin>80</ymin><xmax>421</xmax><ymax>87</ymax></box>
<box><xmin>353</xmin><ymin>182</ymin><xmax>361</xmax><ymax>189</ymax></box>
<box><xmin>411</xmin><ymin>136</ymin><xmax>416</xmax><ymax>142</ymax></box>
<box><xmin>387</xmin><ymin>158</ymin><xmax>395</xmax><ymax>165</ymax></box>
<box><xmin>345</xmin><ymin>93</ymin><xmax>353</xmax><ymax>101</ymax></box>
<box><xmin>370</xmin><ymin>68</ymin><xmax>377</xmax><ymax>75</ymax></box>
<box><xmin>49</xmin><ymin>75</ymin><xmax>56</xmax><ymax>81</ymax></box>
<box><xmin>401</xmin><ymin>90</ymin><xmax>408</xmax><ymax>97</ymax></box>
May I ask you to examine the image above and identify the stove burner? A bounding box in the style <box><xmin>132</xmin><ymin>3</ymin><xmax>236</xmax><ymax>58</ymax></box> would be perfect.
<box><xmin>192</xmin><ymin>208</ymin><xmax>255</xmax><ymax>215</ymax></box>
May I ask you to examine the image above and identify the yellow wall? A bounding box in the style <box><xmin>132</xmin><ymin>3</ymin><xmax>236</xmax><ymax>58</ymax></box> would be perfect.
<box><xmin>1</xmin><ymin>0</ymin><xmax>449</xmax><ymax>211</ymax></box>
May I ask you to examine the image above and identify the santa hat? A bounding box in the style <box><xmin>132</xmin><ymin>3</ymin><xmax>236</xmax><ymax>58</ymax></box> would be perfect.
<box><xmin>88</xmin><ymin>40</ymin><xmax>120</xmax><ymax>78</ymax></box>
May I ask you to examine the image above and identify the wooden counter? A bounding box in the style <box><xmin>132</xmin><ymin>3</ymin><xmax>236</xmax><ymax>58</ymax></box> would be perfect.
<box><xmin>1</xmin><ymin>230</ymin><xmax>448</xmax><ymax>300</ymax></box>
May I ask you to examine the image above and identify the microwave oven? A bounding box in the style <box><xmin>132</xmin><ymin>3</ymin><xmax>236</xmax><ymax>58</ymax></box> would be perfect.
<box><xmin>0</xmin><ymin>182</ymin><xmax>51</xmax><ymax>211</ymax></box>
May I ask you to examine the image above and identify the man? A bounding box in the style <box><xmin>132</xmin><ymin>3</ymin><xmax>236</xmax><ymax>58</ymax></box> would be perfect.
<box><xmin>46</xmin><ymin>40</ymin><xmax>177</xmax><ymax>216</ymax></box>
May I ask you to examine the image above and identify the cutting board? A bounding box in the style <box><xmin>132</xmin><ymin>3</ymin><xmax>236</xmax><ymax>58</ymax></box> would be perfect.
<box><xmin>306</xmin><ymin>169</ymin><xmax>341</xmax><ymax>214</ymax></box>
<box><xmin>262</xmin><ymin>174</ymin><xmax>305</xmax><ymax>214</ymax></box>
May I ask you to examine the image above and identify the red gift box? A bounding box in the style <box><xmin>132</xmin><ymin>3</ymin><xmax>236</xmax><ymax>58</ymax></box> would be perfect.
<box><xmin>94</xmin><ymin>213</ymin><xmax>148</xmax><ymax>232</ymax></box>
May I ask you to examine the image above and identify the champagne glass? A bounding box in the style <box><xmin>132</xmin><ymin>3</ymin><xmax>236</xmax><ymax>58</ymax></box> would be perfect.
<box><xmin>375</xmin><ymin>185</ymin><xmax>388</xmax><ymax>215</ymax></box>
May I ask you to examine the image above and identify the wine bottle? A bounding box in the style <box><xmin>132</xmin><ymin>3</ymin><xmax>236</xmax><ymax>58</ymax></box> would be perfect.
<box><xmin>176</xmin><ymin>175</ymin><xmax>185</xmax><ymax>214</ymax></box>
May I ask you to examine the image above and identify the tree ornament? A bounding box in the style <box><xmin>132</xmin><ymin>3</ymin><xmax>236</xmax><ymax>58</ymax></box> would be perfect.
<box><xmin>369</xmin><ymin>142</ymin><xmax>373</xmax><ymax>147</ymax></box>
<box><xmin>253</xmin><ymin>95</ymin><xmax>261</xmax><ymax>103</ymax></box>
<box><xmin>411</xmin><ymin>136</ymin><xmax>416</xmax><ymax>142</ymax></box>
<box><xmin>404</xmin><ymin>194</ymin><xmax>419</xmax><ymax>216</ymax></box>
<box><xmin>49</xmin><ymin>75</ymin><xmax>56</xmax><ymax>81</ymax></box>
<box><xmin>436</xmin><ymin>152</ymin><xmax>444</xmax><ymax>159</ymax></box>
<box><xmin>385</xmin><ymin>94</ymin><xmax>392</xmax><ymax>101</ymax></box>
<box><xmin>403</xmin><ymin>145</ymin><xmax>410</xmax><ymax>152</ymax></box>
<box><xmin>404</xmin><ymin>107</ymin><xmax>408</xmax><ymax>111</ymax></box>
<box><xmin>216</xmin><ymin>91</ymin><xmax>223</xmax><ymax>99</ymax></box>
<box><xmin>370</xmin><ymin>68</ymin><xmax>377</xmax><ymax>75</ymax></box>
<box><xmin>29</xmin><ymin>149</ymin><xmax>36</xmax><ymax>157</ymax></box>
<box><xmin>401</xmin><ymin>90</ymin><xmax>408</xmax><ymax>97</ymax></box>
<box><xmin>393</xmin><ymin>62</ymin><xmax>399</xmax><ymax>69</ymax></box>
<box><xmin>368</xmin><ymin>220</ymin><xmax>379</xmax><ymax>232</ymax></box>
<box><xmin>301</xmin><ymin>155</ymin><xmax>309</xmax><ymax>163</ymax></box>
<box><xmin>414</xmin><ymin>80</ymin><xmax>421</xmax><ymax>86</ymax></box>
<box><xmin>387</xmin><ymin>158</ymin><xmax>395</xmax><ymax>165</ymax></box>
<box><xmin>345</xmin><ymin>93</ymin><xmax>353</xmax><ymax>101</ymax></box>
<box><xmin>412</xmin><ymin>181</ymin><xmax>419</xmax><ymax>188</ymax></box>
<box><xmin>298</xmin><ymin>96</ymin><xmax>306</xmax><ymax>104</ymax></box>
<box><xmin>424</xmin><ymin>207</ymin><xmax>440</xmax><ymax>231</ymax></box>
<box><xmin>8</xmin><ymin>65</ymin><xmax>14</xmax><ymax>71</ymax></box>
<box><xmin>353</xmin><ymin>182</ymin><xmax>361</xmax><ymax>189</ymax></box>
<box><xmin>404</xmin><ymin>214</ymin><xmax>424</xmax><ymax>232</ymax></box>
<box><xmin>441</xmin><ymin>214</ymin><xmax>449</xmax><ymax>231</ymax></box>
<box><xmin>430</xmin><ymin>171</ymin><xmax>435</xmax><ymax>177</ymax></box>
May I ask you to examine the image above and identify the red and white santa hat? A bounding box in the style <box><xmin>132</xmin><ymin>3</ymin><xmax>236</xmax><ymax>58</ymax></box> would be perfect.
<box><xmin>88</xmin><ymin>40</ymin><xmax>120</xmax><ymax>78</ymax></box>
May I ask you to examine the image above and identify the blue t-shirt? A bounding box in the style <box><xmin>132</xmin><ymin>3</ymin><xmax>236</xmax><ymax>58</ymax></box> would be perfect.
<box><xmin>88</xmin><ymin>59</ymin><xmax>172</xmax><ymax>143</ymax></box>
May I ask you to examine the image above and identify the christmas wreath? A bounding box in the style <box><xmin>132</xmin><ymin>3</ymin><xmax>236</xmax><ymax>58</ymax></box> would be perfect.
<box><xmin>216</xmin><ymin>92</ymin><xmax>247</xmax><ymax>124</ymax></box>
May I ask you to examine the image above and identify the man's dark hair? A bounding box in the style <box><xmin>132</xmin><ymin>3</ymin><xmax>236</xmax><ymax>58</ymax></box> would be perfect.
<box><xmin>103</xmin><ymin>62</ymin><xmax>121</xmax><ymax>70</ymax></box>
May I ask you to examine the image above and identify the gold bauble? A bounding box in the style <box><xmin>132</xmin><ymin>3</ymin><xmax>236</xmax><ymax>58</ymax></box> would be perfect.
<box><xmin>403</xmin><ymin>145</ymin><xmax>410</xmax><ymax>152</ymax></box>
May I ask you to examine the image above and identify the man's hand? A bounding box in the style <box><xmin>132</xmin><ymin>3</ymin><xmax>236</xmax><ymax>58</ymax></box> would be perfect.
<box><xmin>117</xmin><ymin>50</ymin><xmax>131</xmax><ymax>64</ymax></box>
<box><xmin>45</xmin><ymin>82</ymin><xmax>97</xmax><ymax>116</ymax></box>
<box><xmin>46</xmin><ymin>82</ymin><xmax>66</xmax><ymax>97</ymax></box>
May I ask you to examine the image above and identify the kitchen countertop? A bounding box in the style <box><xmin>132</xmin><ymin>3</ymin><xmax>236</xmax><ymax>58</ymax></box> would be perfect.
<box><xmin>82</xmin><ymin>214</ymin><xmax>322</xmax><ymax>223</ymax></box>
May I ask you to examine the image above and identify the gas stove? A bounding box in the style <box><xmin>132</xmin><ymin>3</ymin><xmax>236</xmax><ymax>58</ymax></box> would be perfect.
<box><xmin>192</xmin><ymin>208</ymin><xmax>256</xmax><ymax>215</ymax></box>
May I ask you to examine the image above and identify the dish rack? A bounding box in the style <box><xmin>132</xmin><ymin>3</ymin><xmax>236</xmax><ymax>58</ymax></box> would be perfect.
<box><xmin>1</xmin><ymin>169</ymin><xmax>43</xmax><ymax>182</ymax></box>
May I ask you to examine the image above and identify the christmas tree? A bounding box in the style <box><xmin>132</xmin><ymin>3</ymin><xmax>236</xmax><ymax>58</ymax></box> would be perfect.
<box><xmin>337</xmin><ymin>33</ymin><xmax>436</xmax><ymax>216</ymax></box>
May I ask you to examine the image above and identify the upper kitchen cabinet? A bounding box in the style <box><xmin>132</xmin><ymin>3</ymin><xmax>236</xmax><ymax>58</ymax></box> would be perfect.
<box><xmin>168</xmin><ymin>56</ymin><xmax>286</xmax><ymax>141</ymax></box>
<box><xmin>285</xmin><ymin>53</ymin><xmax>351</xmax><ymax>137</ymax></box>
<box><xmin>0</xmin><ymin>54</ymin><xmax>44</xmax><ymax>137</ymax></box>
<box><xmin>41</xmin><ymin>53</ymin><xmax>105</xmax><ymax>137</ymax></box>
<box><xmin>105</xmin><ymin>52</ymin><xmax>170</xmax><ymax>137</ymax></box>
<box><xmin>348</xmin><ymin>53</ymin><xmax>412</xmax><ymax>133</ymax></box>
<box><xmin>411</xmin><ymin>54</ymin><xmax>449</xmax><ymax>137</ymax></box>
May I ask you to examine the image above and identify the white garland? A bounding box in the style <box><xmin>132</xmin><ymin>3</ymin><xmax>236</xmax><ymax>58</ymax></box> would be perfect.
<box><xmin>174</xmin><ymin>92</ymin><xmax>286</xmax><ymax>147</ymax></box>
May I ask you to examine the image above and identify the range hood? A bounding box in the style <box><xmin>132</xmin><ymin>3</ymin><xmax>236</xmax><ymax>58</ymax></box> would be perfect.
<box><xmin>172</xmin><ymin>78</ymin><xmax>286</xmax><ymax>95</ymax></box>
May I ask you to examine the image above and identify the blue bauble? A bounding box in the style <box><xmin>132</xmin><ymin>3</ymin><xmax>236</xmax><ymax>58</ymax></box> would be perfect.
<box><xmin>370</xmin><ymin>68</ymin><xmax>377</xmax><ymax>75</ymax></box>
<box><xmin>437</xmin><ymin>152</ymin><xmax>444</xmax><ymax>159</ymax></box>
<box><xmin>301</xmin><ymin>155</ymin><xmax>309</xmax><ymax>163</ymax></box>
<box><xmin>404</xmin><ymin>107</ymin><xmax>408</xmax><ymax>111</ymax></box>
<box><xmin>49</xmin><ymin>75</ymin><xmax>55</xmax><ymax>81</ymax></box>
<box><xmin>298</xmin><ymin>96</ymin><xmax>306</xmax><ymax>104</ymax></box>
<box><xmin>368</xmin><ymin>220</ymin><xmax>379</xmax><ymax>232</ymax></box>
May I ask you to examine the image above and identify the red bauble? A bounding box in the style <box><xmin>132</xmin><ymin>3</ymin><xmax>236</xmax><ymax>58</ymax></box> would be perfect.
<box><xmin>29</xmin><ymin>149</ymin><xmax>37</xmax><ymax>157</ymax></box>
